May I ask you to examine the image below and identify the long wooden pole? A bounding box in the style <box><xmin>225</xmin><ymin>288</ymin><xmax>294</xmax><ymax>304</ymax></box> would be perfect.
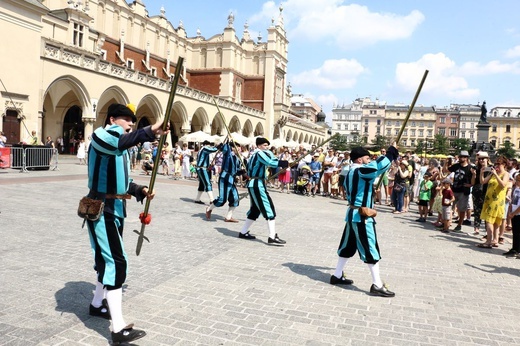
<box><xmin>211</xmin><ymin>97</ymin><xmax>247</xmax><ymax>170</ymax></box>
<box><xmin>375</xmin><ymin>69</ymin><xmax>429</xmax><ymax>192</ymax></box>
<box><xmin>135</xmin><ymin>56</ymin><xmax>184</xmax><ymax>256</ymax></box>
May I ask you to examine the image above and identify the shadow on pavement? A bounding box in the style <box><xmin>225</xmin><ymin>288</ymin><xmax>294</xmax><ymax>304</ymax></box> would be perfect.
<box><xmin>55</xmin><ymin>281</ymin><xmax>110</xmax><ymax>340</ymax></box>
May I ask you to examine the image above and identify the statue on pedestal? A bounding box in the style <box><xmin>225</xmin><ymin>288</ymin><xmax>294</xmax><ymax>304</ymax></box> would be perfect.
<box><xmin>479</xmin><ymin>101</ymin><xmax>487</xmax><ymax>123</ymax></box>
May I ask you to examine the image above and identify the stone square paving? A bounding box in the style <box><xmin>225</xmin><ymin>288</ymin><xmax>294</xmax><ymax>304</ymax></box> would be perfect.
<box><xmin>0</xmin><ymin>156</ymin><xmax>519</xmax><ymax>345</ymax></box>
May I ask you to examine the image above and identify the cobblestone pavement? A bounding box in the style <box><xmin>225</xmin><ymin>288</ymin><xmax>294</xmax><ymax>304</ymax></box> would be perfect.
<box><xmin>1</xmin><ymin>156</ymin><xmax>519</xmax><ymax>345</ymax></box>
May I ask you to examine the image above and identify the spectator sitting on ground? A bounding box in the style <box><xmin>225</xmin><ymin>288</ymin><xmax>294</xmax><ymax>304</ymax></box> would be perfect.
<box><xmin>142</xmin><ymin>154</ymin><xmax>154</xmax><ymax>175</ymax></box>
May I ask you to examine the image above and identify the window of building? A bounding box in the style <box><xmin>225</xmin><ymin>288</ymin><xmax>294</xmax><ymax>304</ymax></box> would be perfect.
<box><xmin>73</xmin><ymin>23</ymin><xmax>84</xmax><ymax>47</ymax></box>
<box><xmin>450</xmin><ymin>128</ymin><xmax>457</xmax><ymax>136</ymax></box>
<box><xmin>451</xmin><ymin>117</ymin><xmax>457</xmax><ymax>123</ymax></box>
<box><xmin>364</xmin><ymin>119</ymin><xmax>368</xmax><ymax>124</ymax></box>
<box><xmin>427</xmin><ymin>130</ymin><xmax>433</xmax><ymax>137</ymax></box>
<box><xmin>376</xmin><ymin>127</ymin><xmax>380</xmax><ymax>135</ymax></box>
<box><xmin>421</xmin><ymin>113</ymin><xmax>424</xmax><ymax>117</ymax></box>
<box><xmin>492</xmin><ymin>125</ymin><xmax>497</xmax><ymax>132</ymax></box>
<box><xmin>411</xmin><ymin>121</ymin><xmax>416</xmax><ymax>127</ymax></box>
<box><xmin>491</xmin><ymin>139</ymin><xmax>497</xmax><ymax>148</ymax></box>
<box><xmin>411</xmin><ymin>129</ymin><xmax>416</xmax><ymax>136</ymax></box>
<box><xmin>506</xmin><ymin>124</ymin><xmax>511</xmax><ymax>132</ymax></box>
<box><xmin>470</xmin><ymin>132</ymin><xmax>474</xmax><ymax>140</ymax></box>
<box><xmin>397</xmin><ymin>112</ymin><xmax>400</xmax><ymax>116</ymax></box>
<box><xmin>439</xmin><ymin>128</ymin><xmax>446</xmax><ymax>135</ymax></box>
<box><xmin>337</xmin><ymin>124</ymin><xmax>341</xmax><ymax>129</ymax></box>
<box><xmin>394</xmin><ymin>129</ymin><xmax>399</xmax><ymax>136</ymax></box>
<box><xmin>364</xmin><ymin>126</ymin><xmax>368</xmax><ymax>133</ymax></box>
<box><xmin>403</xmin><ymin>130</ymin><xmax>408</xmax><ymax>136</ymax></box>
<box><xmin>127</xmin><ymin>59</ymin><xmax>134</xmax><ymax>69</ymax></box>
<box><xmin>386</xmin><ymin>129</ymin><xmax>391</xmax><ymax>136</ymax></box>
<box><xmin>376</xmin><ymin>119</ymin><xmax>381</xmax><ymax>125</ymax></box>
<box><xmin>440</xmin><ymin>117</ymin><xmax>445</xmax><ymax>124</ymax></box>
<box><xmin>461</xmin><ymin>131</ymin><xmax>465</xmax><ymax>138</ymax></box>
<box><xmin>418</xmin><ymin>129</ymin><xmax>424</xmax><ymax>137</ymax></box>
<box><xmin>402</xmin><ymin>139</ymin><xmax>407</xmax><ymax>146</ymax></box>
<box><xmin>419</xmin><ymin>122</ymin><xmax>424</xmax><ymax>127</ymax></box>
<box><xmin>151</xmin><ymin>67</ymin><xmax>157</xmax><ymax>77</ymax></box>
<box><xmin>396</xmin><ymin>121</ymin><xmax>400</xmax><ymax>127</ymax></box>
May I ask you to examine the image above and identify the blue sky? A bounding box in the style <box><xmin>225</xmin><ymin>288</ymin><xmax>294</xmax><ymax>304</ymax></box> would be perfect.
<box><xmin>144</xmin><ymin>0</ymin><xmax>520</xmax><ymax>120</ymax></box>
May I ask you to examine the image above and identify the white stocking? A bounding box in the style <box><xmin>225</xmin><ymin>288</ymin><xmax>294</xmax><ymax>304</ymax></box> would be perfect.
<box><xmin>367</xmin><ymin>263</ymin><xmax>383</xmax><ymax>288</ymax></box>
<box><xmin>333</xmin><ymin>257</ymin><xmax>349</xmax><ymax>278</ymax></box>
<box><xmin>106</xmin><ymin>288</ymin><xmax>126</xmax><ymax>333</ymax></box>
<box><xmin>240</xmin><ymin>218</ymin><xmax>254</xmax><ymax>234</ymax></box>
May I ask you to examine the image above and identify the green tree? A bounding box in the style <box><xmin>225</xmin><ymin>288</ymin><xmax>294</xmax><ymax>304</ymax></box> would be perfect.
<box><xmin>432</xmin><ymin>134</ymin><xmax>449</xmax><ymax>155</ymax></box>
<box><xmin>451</xmin><ymin>138</ymin><xmax>471</xmax><ymax>152</ymax></box>
<box><xmin>328</xmin><ymin>134</ymin><xmax>349</xmax><ymax>151</ymax></box>
<box><xmin>371</xmin><ymin>135</ymin><xmax>390</xmax><ymax>150</ymax></box>
<box><xmin>415</xmin><ymin>139</ymin><xmax>426</xmax><ymax>155</ymax></box>
<box><xmin>496</xmin><ymin>141</ymin><xmax>516</xmax><ymax>159</ymax></box>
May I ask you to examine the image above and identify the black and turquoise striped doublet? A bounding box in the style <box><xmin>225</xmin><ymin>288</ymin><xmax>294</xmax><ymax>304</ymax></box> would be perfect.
<box><xmin>86</xmin><ymin>124</ymin><xmax>156</xmax><ymax>289</ymax></box>
<box><xmin>196</xmin><ymin>145</ymin><xmax>218</xmax><ymax>192</ymax></box>
<box><xmin>246</xmin><ymin>149</ymin><xmax>279</xmax><ymax>220</ymax></box>
<box><xmin>337</xmin><ymin>156</ymin><xmax>391</xmax><ymax>264</ymax></box>
<box><xmin>213</xmin><ymin>143</ymin><xmax>241</xmax><ymax>207</ymax></box>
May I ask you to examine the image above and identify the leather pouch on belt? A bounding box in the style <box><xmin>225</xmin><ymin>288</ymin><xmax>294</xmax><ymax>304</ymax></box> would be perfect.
<box><xmin>77</xmin><ymin>196</ymin><xmax>105</xmax><ymax>222</ymax></box>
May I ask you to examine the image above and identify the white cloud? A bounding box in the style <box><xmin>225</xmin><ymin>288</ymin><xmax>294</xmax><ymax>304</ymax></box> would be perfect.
<box><xmin>291</xmin><ymin>58</ymin><xmax>367</xmax><ymax>89</ymax></box>
<box><xmin>394</xmin><ymin>53</ymin><xmax>479</xmax><ymax>101</ymax></box>
<box><xmin>459</xmin><ymin>60</ymin><xmax>520</xmax><ymax>75</ymax></box>
<box><xmin>505</xmin><ymin>45</ymin><xmax>520</xmax><ymax>58</ymax></box>
<box><xmin>249</xmin><ymin>1</ymin><xmax>424</xmax><ymax>49</ymax></box>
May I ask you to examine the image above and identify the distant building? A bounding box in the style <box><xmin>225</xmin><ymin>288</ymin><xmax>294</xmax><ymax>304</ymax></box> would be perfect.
<box><xmin>434</xmin><ymin>106</ymin><xmax>460</xmax><ymax>146</ymax></box>
<box><xmin>488</xmin><ymin>106</ymin><xmax>520</xmax><ymax>151</ymax></box>
<box><xmin>452</xmin><ymin>104</ymin><xmax>481</xmax><ymax>142</ymax></box>
<box><xmin>331</xmin><ymin>98</ymin><xmax>371</xmax><ymax>143</ymax></box>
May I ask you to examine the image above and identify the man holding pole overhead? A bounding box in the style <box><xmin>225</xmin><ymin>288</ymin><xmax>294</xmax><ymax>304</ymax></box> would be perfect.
<box><xmin>85</xmin><ymin>103</ymin><xmax>168</xmax><ymax>344</ymax></box>
<box><xmin>330</xmin><ymin>144</ymin><xmax>399</xmax><ymax>297</ymax></box>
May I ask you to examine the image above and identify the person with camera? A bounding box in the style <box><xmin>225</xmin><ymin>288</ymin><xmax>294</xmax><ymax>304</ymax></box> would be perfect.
<box><xmin>478</xmin><ymin>156</ymin><xmax>510</xmax><ymax>248</ymax></box>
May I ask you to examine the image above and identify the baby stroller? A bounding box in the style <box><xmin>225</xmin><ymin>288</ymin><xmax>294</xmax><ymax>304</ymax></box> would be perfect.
<box><xmin>294</xmin><ymin>165</ymin><xmax>311</xmax><ymax>195</ymax></box>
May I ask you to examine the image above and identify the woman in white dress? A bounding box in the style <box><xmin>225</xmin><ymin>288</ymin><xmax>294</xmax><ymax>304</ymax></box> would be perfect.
<box><xmin>77</xmin><ymin>139</ymin><xmax>86</xmax><ymax>165</ymax></box>
<box><xmin>180</xmin><ymin>143</ymin><xmax>192</xmax><ymax>179</ymax></box>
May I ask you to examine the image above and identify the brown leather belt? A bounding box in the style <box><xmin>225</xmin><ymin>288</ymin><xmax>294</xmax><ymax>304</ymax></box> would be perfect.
<box><xmin>105</xmin><ymin>194</ymin><xmax>132</xmax><ymax>199</ymax></box>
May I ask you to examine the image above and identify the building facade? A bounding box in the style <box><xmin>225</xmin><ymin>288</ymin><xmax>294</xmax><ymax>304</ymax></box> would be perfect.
<box><xmin>0</xmin><ymin>0</ymin><xmax>327</xmax><ymax>148</ymax></box>
<box><xmin>488</xmin><ymin>106</ymin><xmax>520</xmax><ymax>150</ymax></box>
<box><xmin>330</xmin><ymin>98</ymin><xmax>366</xmax><ymax>142</ymax></box>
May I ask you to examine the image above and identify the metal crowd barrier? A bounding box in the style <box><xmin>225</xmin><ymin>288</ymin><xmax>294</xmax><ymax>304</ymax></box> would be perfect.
<box><xmin>9</xmin><ymin>147</ymin><xmax>59</xmax><ymax>172</ymax></box>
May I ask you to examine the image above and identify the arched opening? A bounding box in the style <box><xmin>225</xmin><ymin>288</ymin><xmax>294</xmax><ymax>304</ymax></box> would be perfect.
<box><xmin>254</xmin><ymin>122</ymin><xmax>264</xmax><ymax>136</ymax></box>
<box><xmin>286</xmin><ymin>130</ymin><xmax>292</xmax><ymax>142</ymax></box>
<box><xmin>229</xmin><ymin>116</ymin><xmax>241</xmax><ymax>133</ymax></box>
<box><xmin>298</xmin><ymin>133</ymin><xmax>304</xmax><ymax>143</ymax></box>
<box><xmin>211</xmin><ymin>114</ymin><xmax>225</xmax><ymax>136</ymax></box>
<box><xmin>63</xmin><ymin>105</ymin><xmax>83</xmax><ymax>154</ymax></box>
<box><xmin>242</xmin><ymin>119</ymin><xmax>253</xmax><ymax>137</ymax></box>
<box><xmin>273</xmin><ymin>124</ymin><xmax>281</xmax><ymax>139</ymax></box>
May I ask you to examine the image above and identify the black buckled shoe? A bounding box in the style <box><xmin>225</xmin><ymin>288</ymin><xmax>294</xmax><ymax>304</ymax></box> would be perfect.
<box><xmin>194</xmin><ymin>200</ymin><xmax>205</xmax><ymax>205</ymax></box>
<box><xmin>111</xmin><ymin>324</ymin><xmax>146</xmax><ymax>344</ymax></box>
<box><xmin>330</xmin><ymin>272</ymin><xmax>354</xmax><ymax>285</ymax></box>
<box><xmin>238</xmin><ymin>231</ymin><xmax>256</xmax><ymax>240</ymax></box>
<box><xmin>89</xmin><ymin>298</ymin><xmax>111</xmax><ymax>320</ymax></box>
<box><xmin>268</xmin><ymin>233</ymin><xmax>286</xmax><ymax>245</ymax></box>
<box><xmin>370</xmin><ymin>284</ymin><xmax>395</xmax><ymax>297</ymax></box>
